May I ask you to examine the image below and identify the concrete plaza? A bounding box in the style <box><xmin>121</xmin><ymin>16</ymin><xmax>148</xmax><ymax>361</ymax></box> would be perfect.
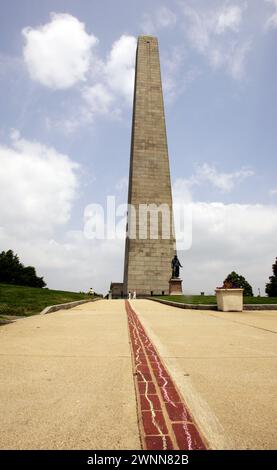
<box><xmin>0</xmin><ymin>300</ymin><xmax>276</xmax><ymax>449</ymax></box>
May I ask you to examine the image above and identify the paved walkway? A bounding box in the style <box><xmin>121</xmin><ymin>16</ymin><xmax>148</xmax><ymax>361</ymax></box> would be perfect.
<box><xmin>0</xmin><ymin>299</ymin><xmax>276</xmax><ymax>449</ymax></box>
<box><xmin>0</xmin><ymin>300</ymin><xmax>140</xmax><ymax>449</ymax></box>
<box><xmin>126</xmin><ymin>301</ymin><xmax>207</xmax><ymax>450</ymax></box>
<box><xmin>130</xmin><ymin>300</ymin><xmax>277</xmax><ymax>450</ymax></box>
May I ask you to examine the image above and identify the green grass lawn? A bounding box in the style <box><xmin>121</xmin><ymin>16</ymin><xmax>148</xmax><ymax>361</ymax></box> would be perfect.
<box><xmin>155</xmin><ymin>295</ymin><xmax>277</xmax><ymax>305</ymax></box>
<box><xmin>0</xmin><ymin>283</ymin><xmax>94</xmax><ymax>317</ymax></box>
<box><xmin>156</xmin><ymin>295</ymin><xmax>217</xmax><ymax>304</ymax></box>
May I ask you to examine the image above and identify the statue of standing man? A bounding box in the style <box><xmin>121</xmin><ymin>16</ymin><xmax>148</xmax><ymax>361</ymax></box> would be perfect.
<box><xmin>171</xmin><ymin>255</ymin><xmax>182</xmax><ymax>279</ymax></box>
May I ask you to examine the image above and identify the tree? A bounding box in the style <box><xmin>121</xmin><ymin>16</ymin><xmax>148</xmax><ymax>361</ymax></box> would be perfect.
<box><xmin>0</xmin><ymin>250</ymin><xmax>23</xmax><ymax>284</ymax></box>
<box><xmin>0</xmin><ymin>250</ymin><xmax>46</xmax><ymax>288</ymax></box>
<box><xmin>224</xmin><ymin>271</ymin><xmax>253</xmax><ymax>296</ymax></box>
<box><xmin>265</xmin><ymin>257</ymin><xmax>277</xmax><ymax>297</ymax></box>
<box><xmin>20</xmin><ymin>266</ymin><xmax>46</xmax><ymax>288</ymax></box>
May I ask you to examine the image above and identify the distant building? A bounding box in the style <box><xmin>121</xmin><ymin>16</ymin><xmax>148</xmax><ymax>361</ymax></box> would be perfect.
<box><xmin>110</xmin><ymin>282</ymin><xmax>124</xmax><ymax>299</ymax></box>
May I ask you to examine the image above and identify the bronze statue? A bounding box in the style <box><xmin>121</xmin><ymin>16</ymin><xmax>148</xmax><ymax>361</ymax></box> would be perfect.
<box><xmin>171</xmin><ymin>255</ymin><xmax>182</xmax><ymax>279</ymax></box>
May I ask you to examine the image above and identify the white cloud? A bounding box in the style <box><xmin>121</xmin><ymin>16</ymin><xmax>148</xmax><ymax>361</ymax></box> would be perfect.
<box><xmin>228</xmin><ymin>40</ymin><xmax>252</xmax><ymax>80</ymax></box>
<box><xmin>215</xmin><ymin>5</ymin><xmax>242</xmax><ymax>34</ymax></box>
<box><xmin>207</xmin><ymin>39</ymin><xmax>252</xmax><ymax>80</ymax></box>
<box><xmin>269</xmin><ymin>188</ymin><xmax>277</xmax><ymax>196</ymax></box>
<box><xmin>196</xmin><ymin>163</ymin><xmax>254</xmax><ymax>191</ymax></box>
<box><xmin>104</xmin><ymin>35</ymin><xmax>136</xmax><ymax>103</ymax></box>
<box><xmin>264</xmin><ymin>0</ymin><xmax>277</xmax><ymax>30</ymax></box>
<box><xmin>0</xmin><ymin>136</ymin><xmax>124</xmax><ymax>293</ymax></box>
<box><xmin>45</xmin><ymin>111</ymin><xmax>92</xmax><ymax>134</ymax></box>
<box><xmin>164</xmin><ymin>65</ymin><xmax>200</xmax><ymax>103</ymax></box>
<box><xmin>82</xmin><ymin>83</ymin><xmax>114</xmax><ymax>115</ymax></box>
<box><xmin>79</xmin><ymin>35</ymin><xmax>136</xmax><ymax>119</ymax></box>
<box><xmin>183</xmin><ymin>5</ymin><xmax>212</xmax><ymax>53</ymax></box>
<box><xmin>184</xmin><ymin>4</ymin><xmax>243</xmax><ymax>51</ymax></box>
<box><xmin>181</xmin><ymin>201</ymin><xmax>277</xmax><ymax>295</ymax></box>
<box><xmin>159</xmin><ymin>44</ymin><xmax>200</xmax><ymax>104</ymax></box>
<box><xmin>181</xmin><ymin>3</ymin><xmax>251</xmax><ymax>79</ymax></box>
<box><xmin>183</xmin><ymin>163</ymin><xmax>254</xmax><ymax>192</ymax></box>
<box><xmin>29</xmin><ymin>25</ymin><xmax>137</xmax><ymax>131</ymax></box>
<box><xmin>78</xmin><ymin>35</ymin><xmax>137</xmax><ymax>123</ymax></box>
<box><xmin>161</xmin><ymin>46</ymin><xmax>188</xmax><ymax>102</ymax></box>
<box><xmin>173</xmin><ymin>179</ymin><xmax>277</xmax><ymax>295</ymax></box>
<box><xmin>22</xmin><ymin>13</ymin><xmax>98</xmax><ymax>89</ymax></box>
<box><xmin>0</xmin><ymin>130</ymin><xmax>78</xmax><ymax>236</ymax></box>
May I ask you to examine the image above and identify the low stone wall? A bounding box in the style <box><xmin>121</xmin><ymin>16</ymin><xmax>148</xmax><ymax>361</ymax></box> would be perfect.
<box><xmin>40</xmin><ymin>298</ymin><xmax>99</xmax><ymax>315</ymax></box>
<box><xmin>243</xmin><ymin>304</ymin><xmax>277</xmax><ymax>310</ymax></box>
<box><xmin>149</xmin><ymin>297</ymin><xmax>277</xmax><ymax>311</ymax></box>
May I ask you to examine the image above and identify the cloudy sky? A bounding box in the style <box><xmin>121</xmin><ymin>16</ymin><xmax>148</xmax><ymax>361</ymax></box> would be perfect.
<box><xmin>0</xmin><ymin>0</ymin><xmax>277</xmax><ymax>295</ymax></box>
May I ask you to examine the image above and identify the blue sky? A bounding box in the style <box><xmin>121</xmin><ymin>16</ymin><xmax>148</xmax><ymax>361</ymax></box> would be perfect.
<box><xmin>0</xmin><ymin>0</ymin><xmax>277</xmax><ymax>294</ymax></box>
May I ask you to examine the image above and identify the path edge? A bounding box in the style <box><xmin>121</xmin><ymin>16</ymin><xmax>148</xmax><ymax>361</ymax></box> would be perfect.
<box><xmin>40</xmin><ymin>298</ymin><xmax>100</xmax><ymax>315</ymax></box>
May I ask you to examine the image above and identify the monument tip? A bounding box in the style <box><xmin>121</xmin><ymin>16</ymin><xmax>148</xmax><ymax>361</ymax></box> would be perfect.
<box><xmin>138</xmin><ymin>35</ymin><xmax>158</xmax><ymax>42</ymax></box>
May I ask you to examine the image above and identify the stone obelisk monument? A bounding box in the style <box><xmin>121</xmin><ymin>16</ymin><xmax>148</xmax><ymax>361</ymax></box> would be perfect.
<box><xmin>123</xmin><ymin>36</ymin><xmax>177</xmax><ymax>297</ymax></box>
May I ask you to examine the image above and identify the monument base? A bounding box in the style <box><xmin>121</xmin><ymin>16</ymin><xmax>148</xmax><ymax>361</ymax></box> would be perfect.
<box><xmin>169</xmin><ymin>278</ymin><xmax>183</xmax><ymax>295</ymax></box>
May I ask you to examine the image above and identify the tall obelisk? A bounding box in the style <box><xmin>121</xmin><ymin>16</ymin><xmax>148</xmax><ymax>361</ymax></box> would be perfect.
<box><xmin>123</xmin><ymin>36</ymin><xmax>176</xmax><ymax>297</ymax></box>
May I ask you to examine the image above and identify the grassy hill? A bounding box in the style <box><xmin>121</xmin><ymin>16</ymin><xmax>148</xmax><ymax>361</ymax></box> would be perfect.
<box><xmin>0</xmin><ymin>283</ymin><xmax>94</xmax><ymax>318</ymax></box>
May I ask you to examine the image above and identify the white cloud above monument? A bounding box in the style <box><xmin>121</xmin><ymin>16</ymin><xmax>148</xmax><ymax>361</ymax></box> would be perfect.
<box><xmin>104</xmin><ymin>35</ymin><xmax>137</xmax><ymax>103</ymax></box>
<box><xmin>181</xmin><ymin>163</ymin><xmax>254</xmax><ymax>193</ymax></box>
<box><xmin>180</xmin><ymin>2</ymin><xmax>251</xmax><ymax>80</ymax></box>
<box><xmin>264</xmin><ymin>0</ymin><xmax>277</xmax><ymax>30</ymax></box>
<box><xmin>22</xmin><ymin>13</ymin><xmax>137</xmax><ymax>130</ymax></box>
<box><xmin>22</xmin><ymin>13</ymin><xmax>98</xmax><ymax>89</ymax></box>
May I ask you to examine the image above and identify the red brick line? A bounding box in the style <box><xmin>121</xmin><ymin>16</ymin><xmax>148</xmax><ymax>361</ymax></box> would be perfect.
<box><xmin>125</xmin><ymin>300</ymin><xmax>207</xmax><ymax>451</ymax></box>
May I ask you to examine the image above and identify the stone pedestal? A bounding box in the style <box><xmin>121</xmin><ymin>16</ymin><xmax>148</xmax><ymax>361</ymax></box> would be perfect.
<box><xmin>215</xmin><ymin>288</ymin><xmax>244</xmax><ymax>312</ymax></box>
<box><xmin>169</xmin><ymin>278</ymin><xmax>183</xmax><ymax>295</ymax></box>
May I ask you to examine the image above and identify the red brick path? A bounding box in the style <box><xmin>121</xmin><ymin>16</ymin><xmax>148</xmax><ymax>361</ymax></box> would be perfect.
<box><xmin>125</xmin><ymin>300</ymin><xmax>207</xmax><ymax>450</ymax></box>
